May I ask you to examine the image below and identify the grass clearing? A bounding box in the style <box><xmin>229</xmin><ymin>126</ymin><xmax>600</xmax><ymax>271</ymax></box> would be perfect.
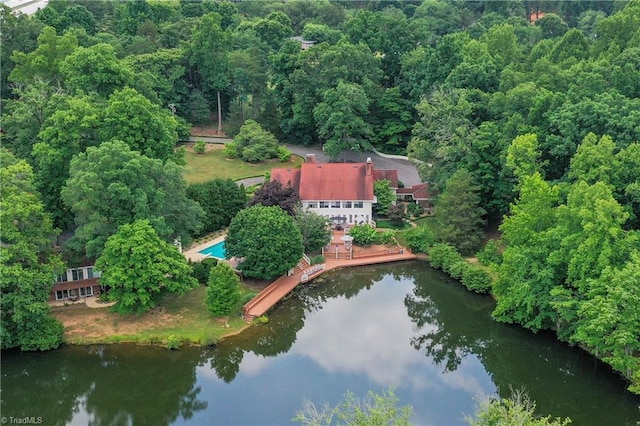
<box><xmin>183</xmin><ymin>146</ymin><xmax>303</xmax><ymax>184</ymax></box>
<box><xmin>376</xmin><ymin>219</ymin><xmax>411</xmax><ymax>230</ymax></box>
<box><xmin>52</xmin><ymin>284</ymin><xmax>258</xmax><ymax>347</ymax></box>
<box><xmin>395</xmin><ymin>215</ymin><xmax>438</xmax><ymax>248</ymax></box>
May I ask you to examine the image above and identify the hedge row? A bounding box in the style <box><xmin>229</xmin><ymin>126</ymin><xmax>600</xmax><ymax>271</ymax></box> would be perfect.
<box><xmin>428</xmin><ymin>243</ymin><xmax>492</xmax><ymax>294</ymax></box>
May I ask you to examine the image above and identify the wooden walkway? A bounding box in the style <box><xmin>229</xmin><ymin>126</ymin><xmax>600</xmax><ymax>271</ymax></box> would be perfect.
<box><xmin>242</xmin><ymin>249</ymin><xmax>417</xmax><ymax>321</ymax></box>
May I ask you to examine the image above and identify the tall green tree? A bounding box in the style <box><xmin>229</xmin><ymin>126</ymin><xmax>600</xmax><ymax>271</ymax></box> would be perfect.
<box><xmin>62</xmin><ymin>140</ymin><xmax>204</xmax><ymax>258</ymax></box>
<box><xmin>96</xmin><ymin>220</ymin><xmax>198</xmax><ymax>314</ymax></box>
<box><xmin>186</xmin><ymin>179</ymin><xmax>246</xmax><ymax>236</ymax></box>
<box><xmin>0</xmin><ymin>151</ymin><xmax>65</xmax><ymax>351</ymax></box>
<box><xmin>313</xmin><ymin>81</ymin><xmax>372</xmax><ymax>160</ymax></box>
<box><xmin>435</xmin><ymin>169</ymin><xmax>487</xmax><ymax>255</ymax></box>
<box><xmin>493</xmin><ymin>173</ymin><xmax>562</xmax><ymax>332</ymax></box>
<box><xmin>9</xmin><ymin>26</ymin><xmax>77</xmax><ymax>87</ymax></box>
<box><xmin>571</xmin><ymin>250</ymin><xmax>640</xmax><ymax>391</ymax></box>
<box><xmin>294</xmin><ymin>208</ymin><xmax>331</xmax><ymax>252</ymax></box>
<box><xmin>205</xmin><ymin>262</ymin><xmax>241</xmax><ymax>317</ymax></box>
<box><xmin>32</xmin><ymin>94</ymin><xmax>101</xmax><ymax>228</ymax></box>
<box><xmin>190</xmin><ymin>12</ymin><xmax>230</xmax><ymax>133</ymax></box>
<box><xmin>60</xmin><ymin>43</ymin><xmax>134</xmax><ymax>97</ymax></box>
<box><xmin>99</xmin><ymin>87</ymin><xmax>180</xmax><ymax>162</ymax></box>
<box><xmin>2</xmin><ymin>80</ymin><xmax>66</xmax><ymax>160</ymax></box>
<box><xmin>225</xmin><ymin>205</ymin><xmax>304</xmax><ymax>279</ymax></box>
<box><xmin>373</xmin><ymin>179</ymin><xmax>395</xmax><ymax>216</ymax></box>
<box><xmin>123</xmin><ymin>48</ymin><xmax>190</xmax><ymax>115</ymax></box>
<box><xmin>0</xmin><ymin>3</ymin><xmax>44</xmax><ymax>100</ymax></box>
<box><xmin>407</xmin><ymin>87</ymin><xmax>476</xmax><ymax>190</ymax></box>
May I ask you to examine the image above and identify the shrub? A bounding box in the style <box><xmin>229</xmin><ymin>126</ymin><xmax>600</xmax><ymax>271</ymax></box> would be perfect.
<box><xmin>375</xmin><ymin>230</ymin><xmax>396</xmax><ymax>246</ymax></box>
<box><xmin>461</xmin><ymin>266</ymin><xmax>492</xmax><ymax>293</ymax></box>
<box><xmin>477</xmin><ymin>239</ymin><xmax>502</xmax><ymax>266</ymax></box>
<box><xmin>449</xmin><ymin>260</ymin><xmax>469</xmax><ymax>280</ymax></box>
<box><xmin>387</xmin><ymin>204</ymin><xmax>406</xmax><ymax>226</ymax></box>
<box><xmin>234</xmin><ymin>119</ymin><xmax>280</xmax><ymax>163</ymax></box>
<box><xmin>403</xmin><ymin>226</ymin><xmax>434</xmax><ymax>253</ymax></box>
<box><xmin>167</xmin><ymin>335</ymin><xmax>182</xmax><ymax>350</ymax></box>
<box><xmin>205</xmin><ymin>262</ymin><xmax>242</xmax><ymax>316</ymax></box>
<box><xmin>277</xmin><ymin>145</ymin><xmax>291</xmax><ymax>162</ymax></box>
<box><xmin>428</xmin><ymin>243</ymin><xmax>463</xmax><ymax>271</ymax></box>
<box><xmin>194</xmin><ymin>140</ymin><xmax>206</xmax><ymax>154</ymax></box>
<box><xmin>255</xmin><ymin>315</ymin><xmax>269</xmax><ymax>324</ymax></box>
<box><xmin>348</xmin><ymin>224</ymin><xmax>378</xmax><ymax>246</ymax></box>
<box><xmin>311</xmin><ymin>255</ymin><xmax>325</xmax><ymax>265</ymax></box>
<box><xmin>191</xmin><ymin>257</ymin><xmax>218</xmax><ymax>285</ymax></box>
<box><xmin>223</xmin><ymin>142</ymin><xmax>239</xmax><ymax>158</ymax></box>
<box><xmin>407</xmin><ymin>202</ymin><xmax>423</xmax><ymax>218</ymax></box>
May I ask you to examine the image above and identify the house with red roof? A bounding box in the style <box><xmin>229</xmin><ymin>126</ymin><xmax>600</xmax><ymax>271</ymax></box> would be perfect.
<box><xmin>271</xmin><ymin>154</ymin><xmax>398</xmax><ymax>225</ymax></box>
<box><xmin>397</xmin><ymin>183</ymin><xmax>434</xmax><ymax>214</ymax></box>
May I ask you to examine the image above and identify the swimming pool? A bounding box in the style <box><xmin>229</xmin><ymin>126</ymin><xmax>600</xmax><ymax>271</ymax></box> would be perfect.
<box><xmin>198</xmin><ymin>240</ymin><xmax>226</xmax><ymax>259</ymax></box>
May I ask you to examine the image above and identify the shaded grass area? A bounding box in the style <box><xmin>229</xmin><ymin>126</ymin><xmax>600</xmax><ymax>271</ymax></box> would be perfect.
<box><xmin>53</xmin><ymin>285</ymin><xmax>257</xmax><ymax>347</ymax></box>
<box><xmin>395</xmin><ymin>216</ymin><xmax>438</xmax><ymax>247</ymax></box>
<box><xmin>376</xmin><ymin>219</ymin><xmax>411</xmax><ymax>230</ymax></box>
<box><xmin>183</xmin><ymin>148</ymin><xmax>303</xmax><ymax>184</ymax></box>
<box><xmin>412</xmin><ymin>216</ymin><xmax>438</xmax><ymax>229</ymax></box>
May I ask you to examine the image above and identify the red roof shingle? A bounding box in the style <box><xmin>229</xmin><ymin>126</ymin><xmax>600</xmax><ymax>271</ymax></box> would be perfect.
<box><xmin>271</xmin><ymin>160</ymin><xmax>400</xmax><ymax>201</ymax></box>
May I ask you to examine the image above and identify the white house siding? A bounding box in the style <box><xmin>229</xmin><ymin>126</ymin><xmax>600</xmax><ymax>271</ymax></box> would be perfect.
<box><xmin>305</xmin><ymin>201</ymin><xmax>373</xmax><ymax>225</ymax></box>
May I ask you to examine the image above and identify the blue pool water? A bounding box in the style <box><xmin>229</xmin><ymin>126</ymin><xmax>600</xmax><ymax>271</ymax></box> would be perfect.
<box><xmin>198</xmin><ymin>240</ymin><xmax>226</xmax><ymax>259</ymax></box>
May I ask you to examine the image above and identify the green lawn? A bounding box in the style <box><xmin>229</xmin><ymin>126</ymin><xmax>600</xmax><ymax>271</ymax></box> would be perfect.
<box><xmin>376</xmin><ymin>219</ymin><xmax>411</xmax><ymax>230</ymax></box>
<box><xmin>412</xmin><ymin>216</ymin><xmax>438</xmax><ymax>230</ymax></box>
<box><xmin>395</xmin><ymin>215</ymin><xmax>438</xmax><ymax>248</ymax></box>
<box><xmin>183</xmin><ymin>148</ymin><xmax>303</xmax><ymax>184</ymax></box>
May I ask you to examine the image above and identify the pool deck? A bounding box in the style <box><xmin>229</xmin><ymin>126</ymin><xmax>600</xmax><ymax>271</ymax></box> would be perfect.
<box><xmin>184</xmin><ymin>235</ymin><xmax>226</xmax><ymax>262</ymax></box>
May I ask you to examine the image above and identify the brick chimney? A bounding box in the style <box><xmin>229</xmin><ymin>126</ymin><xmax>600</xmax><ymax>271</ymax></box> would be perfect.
<box><xmin>366</xmin><ymin>157</ymin><xmax>372</xmax><ymax>175</ymax></box>
<box><xmin>306</xmin><ymin>154</ymin><xmax>316</xmax><ymax>164</ymax></box>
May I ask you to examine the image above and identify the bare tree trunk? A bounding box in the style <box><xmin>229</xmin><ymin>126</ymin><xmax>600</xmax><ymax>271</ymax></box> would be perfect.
<box><xmin>217</xmin><ymin>90</ymin><xmax>223</xmax><ymax>134</ymax></box>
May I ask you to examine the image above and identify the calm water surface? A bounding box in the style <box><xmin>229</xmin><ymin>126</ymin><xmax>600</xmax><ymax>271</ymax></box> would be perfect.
<box><xmin>2</xmin><ymin>261</ymin><xmax>639</xmax><ymax>425</ymax></box>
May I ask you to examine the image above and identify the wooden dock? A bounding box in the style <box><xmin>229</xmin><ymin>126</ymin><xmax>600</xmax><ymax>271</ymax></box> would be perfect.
<box><xmin>242</xmin><ymin>249</ymin><xmax>416</xmax><ymax>321</ymax></box>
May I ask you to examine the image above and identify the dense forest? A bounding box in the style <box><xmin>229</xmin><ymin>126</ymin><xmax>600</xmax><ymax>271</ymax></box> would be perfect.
<box><xmin>1</xmin><ymin>0</ymin><xmax>638</xmax><ymax>393</ymax></box>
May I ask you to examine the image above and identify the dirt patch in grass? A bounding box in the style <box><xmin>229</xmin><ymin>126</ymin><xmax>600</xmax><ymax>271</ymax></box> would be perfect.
<box><xmin>190</xmin><ymin>124</ymin><xmax>226</xmax><ymax>138</ymax></box>
<box><xmin>51</xmin><ymin>285</ymin><xmax>252</xmax><ymax>346</ymax></box>
<box><xmin>183</xmin><ymin>142</ymin><xmax>225</xmax><ymax>153</ymax></box>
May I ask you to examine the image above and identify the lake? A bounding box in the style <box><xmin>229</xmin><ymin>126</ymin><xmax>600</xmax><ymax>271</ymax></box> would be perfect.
<box><xmin>2</xmin><ymin>261</ymin><xmax>638</xmax><ymax>425</ymax></box>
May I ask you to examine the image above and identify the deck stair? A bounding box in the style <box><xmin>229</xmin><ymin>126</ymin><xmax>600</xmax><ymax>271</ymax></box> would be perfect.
<box><xmin>292</xmin><ymin>255</ymin><xmax>311</xmax><ymax>275</ymax></box>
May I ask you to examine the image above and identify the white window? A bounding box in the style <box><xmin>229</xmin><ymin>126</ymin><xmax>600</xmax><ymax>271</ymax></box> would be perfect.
<box><xmin>343</xmin><ymin>201</ymin><xmax>352</xmax><ymax>208</ymax></box>
<box><xmin>319</xmin><ymin>201</ymin><xmax>330</xmax><ymax>208</ymax></box>
<box><xmin>307</xmin><ymin>202</ymin><xmax>318</xmax><ymax>208</ymax></box>
<box><xmin>354</xmin><ymin>201</ymin><xmax>364</xmax><ymax>208</ymax></box>
<box><xmin>57</xmin><ymin>273</ymin><xmax>68</xmax><ymax>283</ymax></box>
<box><xmin>87</xmin><ymin>267</ymin><xmax>94</xmax><ymax>279</ymax></box>
<box><xmin>331</xmin><ymin>201</ymin><xmax>341</xmax><ymax>208</ymax></box>
<box><xmin>56</xmin><ymin>289</ymin><xmax>70</xmax><ymax>300</ymax></box>
<box><xmin>71</xmin><ymin>268</ymin><xmax>84</xmax><ymax>281</ymax></box>
<box><xmin>79</xmin><ymin>287</ymin><xmax>94</xmax><ymax>297</ymax></box>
